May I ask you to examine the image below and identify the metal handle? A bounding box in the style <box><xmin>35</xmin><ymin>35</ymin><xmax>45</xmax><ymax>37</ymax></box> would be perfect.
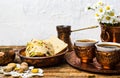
<box><xmin>101</xmin><ymin>31</ymin><xmax>110</xmax><ymax>42</ymax></box>
<box><xmin>71</xmin><ymin>26</ymin><xmax>98</xmax><ymax>32</ymax></box>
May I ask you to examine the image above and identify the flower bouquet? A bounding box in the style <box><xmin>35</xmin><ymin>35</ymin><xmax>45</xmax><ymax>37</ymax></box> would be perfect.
<box><xmin>88</xmin><ymin>1</ymin><xmax>120</xmax><ymax>42</ymax></box>
<box><xmin>88</xmin><ymin>1</ymin><xmax>120</xmax><ymax>26</ymax></box>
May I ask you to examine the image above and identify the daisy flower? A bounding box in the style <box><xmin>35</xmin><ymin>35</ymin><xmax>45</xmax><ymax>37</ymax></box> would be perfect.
<box><xmin>106</xmin><ymin>5</ymin><xmax>111</xmax><ymax>11</ymax></box>
<box><xmin>87</xmin><ymin>1</ymin><xmax>120</xmax><ymax>25</ymax></box>
<box><xmin>97</xmin><ymin>1</ymin><xmax>104</xmax><ymax>6</ymax></box>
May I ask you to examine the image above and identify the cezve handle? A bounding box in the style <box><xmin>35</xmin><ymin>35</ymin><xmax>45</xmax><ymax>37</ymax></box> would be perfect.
<box><xmin>71</xmin><ymin>26</ymin><xmax>98</xmax><ymax>32</ymax></box>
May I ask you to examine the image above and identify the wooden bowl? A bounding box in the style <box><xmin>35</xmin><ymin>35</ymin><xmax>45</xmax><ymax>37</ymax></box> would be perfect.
<box><xmin>0</xmin><ymin>47</ymin><xmax>15</xmax><ymax>65</ymax></box>
<box><xmin>18</xmin><ymin>48</ymin><xmax>67</xmax><ymax>67</ymax></box>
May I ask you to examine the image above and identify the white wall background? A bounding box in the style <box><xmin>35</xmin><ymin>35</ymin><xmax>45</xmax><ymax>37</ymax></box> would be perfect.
<box><xmin>0</xmin><ymin>0</ymin><xmax>120</xmax><ymax>45</ymax></box>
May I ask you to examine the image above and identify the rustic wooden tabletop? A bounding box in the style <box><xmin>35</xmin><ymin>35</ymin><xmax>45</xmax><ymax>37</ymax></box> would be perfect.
<box><xmin>0</xmin><ymin>46</ymin><xmax>120</xmax><ymax>78</ymax></box>
<box><xmin>1</xmin><ymin>63</ymin><xmax>120</xmax><ymax>78</ymax></box>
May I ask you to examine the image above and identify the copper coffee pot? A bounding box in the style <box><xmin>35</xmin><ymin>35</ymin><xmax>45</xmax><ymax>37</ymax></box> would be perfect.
<box><xmin>56</xmin><ymin>25</ymin><xmax>98</xmax><ymax>51</ymax></box>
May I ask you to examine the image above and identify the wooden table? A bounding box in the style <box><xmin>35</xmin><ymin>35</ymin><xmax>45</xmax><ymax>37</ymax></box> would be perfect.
<box><xmin>0</xmin><ymin>46</ymin><xmax>120</xmax><ymax>78</ymax></box>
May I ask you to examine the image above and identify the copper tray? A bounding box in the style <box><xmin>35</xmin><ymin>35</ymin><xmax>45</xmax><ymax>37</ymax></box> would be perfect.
<box><xmin>65</xmin><ymin>51</ymin><xmax>120</xmax><ymax>75</ymax></box>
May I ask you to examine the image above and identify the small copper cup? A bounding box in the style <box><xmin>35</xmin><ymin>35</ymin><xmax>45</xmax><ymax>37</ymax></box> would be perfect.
<box><xmin>74</xmin><ymin>39</ymin><xmax>98</xmax><ymax>63</ymax></box>
<box><xmin>95</xmin><ymin>42</ymin><xmax>120</xmax><ymax>69</ymax></box>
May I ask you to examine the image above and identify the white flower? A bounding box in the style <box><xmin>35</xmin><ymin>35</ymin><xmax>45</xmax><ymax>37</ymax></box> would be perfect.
<box><xmin>109</xmin><ymin>11</ymin><xmax>115</xmax><ymax>16</ymax></box>
<box><xmin>93</xmin><ymin>1</ymin><xmax>104</xmax><ymax>9</ymax></box>
<box><xmin>105</xmin><ymin>5</ymin><xmax>111</xmax><ymax>11</ymax></box>
<box><xmin>116</xmin><ymin>16</ymin><xmax>120</xmax><ymax>23</ymax></box>
<box><xmin>97</xmin><ymin>1</ymin><xmax>104</xmax><ymax>6</ymax></box>
<box><xmin>95</xmin><ymin>12</ymin><xmax>103</xmax><ymax>22</ymax></box>
<box><xmin>101</xmin><ymin>14</ymin><xmax>117</xmax><ymax>24</ymax></box>
<box><xmin>88</xmin><ymin>1</ymin><xmax>120</xmax><ymax>24</ymax></box>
